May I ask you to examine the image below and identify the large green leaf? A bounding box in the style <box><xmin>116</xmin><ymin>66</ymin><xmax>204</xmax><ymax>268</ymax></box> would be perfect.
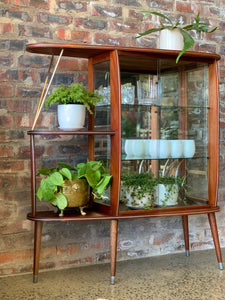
<box><xmin>94</xmin><ymin>175</ymin><xmax>112</xmax><ymax>195</ymax></box>
<box><xmin>59</xmin><ymin>168</ymin><xmax>72</xmax><ymax>180</ymax></box>
<box><xmin>176</xmin><ymin>28</ymin><xmax>195</xmax><ymax>63</ymax></box>
<box><xmin>49</xmin><ymin>172</ymin><xmax>64</xmax><ymax>186</ymax></box>
<box><xmin>57</xmin><ymin>162</ymin><xmax>76</xmax><ymax>170</ymax></box>
<box><xmin>139</xmin><ymin>11</ymin><xmax>174</xmax><ymax>26</ymax></box>
<box><xmin>136</xmin><ymin>27</ymin><xmax>164</xmax><ymax>38</ymax></box>
<box><xmin>85</xmin><ymin>169</ymin><xmax>101</xmax><ymax>188</ymax></box>
<box><xmin>39</xmin><ymin>177</ymin><xmax>56</xmax><ymax>201</ymax></box>
<box><xmin>51</xmin><ymin>192</ymin><xmax>67</xmax><ymax>209</ymax></box>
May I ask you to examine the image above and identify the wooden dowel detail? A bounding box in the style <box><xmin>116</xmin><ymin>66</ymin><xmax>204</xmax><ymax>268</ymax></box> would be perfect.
<box><xmin>32</xmin><ymin>49</ymin><xmax>64</xmax><ymax>130</ymax></box>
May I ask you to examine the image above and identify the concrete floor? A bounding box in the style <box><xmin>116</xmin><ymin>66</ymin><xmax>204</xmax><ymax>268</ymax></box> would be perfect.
<box><xmin>1</xmin><ymin>249</ymin><xmax>225</xmax><ymax>300</ymax></box>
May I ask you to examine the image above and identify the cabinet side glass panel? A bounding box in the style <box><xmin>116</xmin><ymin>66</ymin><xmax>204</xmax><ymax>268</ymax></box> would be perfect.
<box><xmin>93</xmin><ymin>60</ymin><xmax>111</xmax><ymax>206</ymax></box>
<box><xmin>119</xmin><ymin>57</ymin><xmax>209</xmax><ymax>212</ymax></box>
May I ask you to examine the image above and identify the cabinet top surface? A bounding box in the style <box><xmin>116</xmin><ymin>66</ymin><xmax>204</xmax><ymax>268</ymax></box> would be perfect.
<box><xmin>26</xmin><ymin>42</ymin><xmax>220</xmax><ymax>62</ymax></box>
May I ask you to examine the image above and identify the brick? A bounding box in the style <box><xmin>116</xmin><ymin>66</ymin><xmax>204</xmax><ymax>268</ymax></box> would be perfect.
<box><xmin>0</xmin><ymin>115</ymin><xmax>14</xmax><ymax>127</ymax></box>
<box><xmin>40</xmin><ymin>72</ymin><xmax>74</xmax><ymax>85</ymax></box>
<box><xmin>0</xmin><ymin>249</ymin><xmax>32</xmax><ymax>264</ymax></box>
<box><xmin>5</xmin><ymin>99</ymin><xmax>32</xmax><ymax>113</ymax></box>
<box><xmin>0</xmin><ymin>174</ymin><xmax>16</xmax><ymax>189</ymax></box>
<box><xmin>92</xmin><ymin>5</ymin><xmax>122</xmax><ymax>18</ymax></box>
<box><xmin>0</xmin><ymin>7</ymin><xmax>32</xmax><ymax>21</ymax></box>
<box><xmin>128</xmin><ymin>9</ymin><xmax>144</xmax><ymax>20</ymax></box>
<box><xmin>110</xmin><ymin>20</ymin><xmax>141</xmax><ymax>33</ymax></box>
<box><xmin>13</xmin><ymin>0</ymin><xmax>29</xmax><ymax>5</ymax></box>
<box><xmin>18</xmin><ymin>145</ymin><xmax>44</xmax><ymax>158</ymax></box>
<box><xmin>18</xmin><ymin>70</ymin><xmax>37</xmax><ymax>83</ymax></box>
<box><xmin>0</xmin><ymin>160</ymin><xmax>25</xmax><ymax>172</ymax></box>
<box><xmin>75</xmin><ymin>18</ymin><xmax>107</xmax><ymax>30</ymax></box>
<box><xmin>18</xmin><ymin>54</ymin><xmax>50</xmax><ymax>68</ymax></box>
<box><xmin>0</xmin><ymin>23</ymin><xmax>13</xmax><ymax>34</ymax></box>
<box><xmin>37</xmin><ymin>12</ymin><xmax>72</xmax><ymax>25</ymax></box>
<box><xmin>194</xmin><ymin>42</ymin><xmax>216</xmax><ymax>53</ymax></box>
<box><xmin>58</xmin><ymin>58</ymin><xmax>88</xmax><ymax>71</ymax></box>
<box><xmin>58</xmin><ymin>145</ymin><xmax>82</xmax><ymax>155</ymax></box>
<box><xmin>114</xmin><ymin>0</ymin><xmax>141</xmax><ymax>7</ymax></box>
<box><xmin>94</xmin><ymin>32</ymin><xmax>126</xmax><ymax>46</ymax></box>
<box><xmin>0</xmin><ymin>39</ymin><xmax>27</xmax><ymax>51</ymax></box>
<box><xmin>16</xmin><ymin>86</ymin><xmax>41</xmax><ymax>98</ymax></box>
<box><xmin>0</xmin><ymin>145</ymin><xmax>14</xmax><ymax>157</ymax></box>
<box><xmin>56</xmin><ymin>1</ymin><xmax>87</xmax><ymax>12</ymax></box>
<box><xmin>0</xmin><ymin>54</ymin><xmax>13</xmax><ymax>66</ymax></box>
<box><xmin>0</xmin><ymin>130</ymin><xmax>25</xmax><ymax>142</ymax></box>
<box><xmin>146</xmin><ymin>0</ymin><xmax>173</xmax><ymax>10</ymax></box>
<box><xmin>18</xmin><ymin>25</ymin><xmax>52</xmax><ymax>38</ymax></box>
<box><xmin>176</xmin><ymin>2</ymin><xmax>193</xmax><ymax>13</ymax></box>
<box><xmin>13</xmin><ymin>0</ymin><xmax>49</xmax><ymax>9</ymax></box>
<box><xmin>77</xmin><ymin>73</ymin><xmax>88</xmax><ymax>86</ymax></box>
<box><xmin>0</xmin><ymin>84</ymin><xmax>13</xmax><ymax>97</ymax></box>
<box><xmin>57</xmin><ymin>29</ymin><xmax>90</xmax><ymax>42</ymax></box>
<box><xmin>0</xmin><ymin>70</ymin><xmax>18</xmax><ymax>82</ymax></box>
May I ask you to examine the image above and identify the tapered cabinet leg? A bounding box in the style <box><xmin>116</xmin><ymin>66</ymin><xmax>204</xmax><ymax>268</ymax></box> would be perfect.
<box><xmin>33</xmin><ymin>221</ymin><xmax>43</xmax><ymax>283</ymax></box>
<box><xmin>208</xmin><ymin>212</ymin><xmax>223</xmax><ymax>270</ymax></box>
<box><xmin>182</xmin><ymin>215</ymin><xmax>189</xmax><ymax>256</ymax></box>
<box><xmin>110</xmin><ymin>219</ymin><xmax>118</xmax><ymax>285</ymax></box>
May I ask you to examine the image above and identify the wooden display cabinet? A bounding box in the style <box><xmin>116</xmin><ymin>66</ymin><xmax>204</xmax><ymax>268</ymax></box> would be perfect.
<box><xmin>26</xmin><ymin>43</ymin><xmax>222</xmax><ymax>284</ymax></box>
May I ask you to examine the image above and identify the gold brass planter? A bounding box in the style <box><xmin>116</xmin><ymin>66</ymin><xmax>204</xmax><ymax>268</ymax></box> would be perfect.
<box><xmin>59</xmin><ymin>179</ymin><xmax>89</xmax><ymax>216</ymax></box>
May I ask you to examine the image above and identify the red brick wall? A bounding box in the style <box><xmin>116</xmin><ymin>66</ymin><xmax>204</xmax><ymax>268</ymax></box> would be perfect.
<box><xmin>1</xmin><ymin>0</ymin><xmax>225</xmax><ymax>276</ymax></box>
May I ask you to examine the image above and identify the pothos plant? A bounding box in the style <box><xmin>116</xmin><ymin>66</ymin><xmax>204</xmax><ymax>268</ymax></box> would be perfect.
<box><xmin>37</xmin><ymin>161</ymin><xmax>112</xmax><ymax>210</ymax></box>
<box><xmin>44</xmin><ymin>83</ymin><xmax>103</xmax><ymax>114</ymax></box>
<box><xmin>136</xmin><ymin>11</ymin><xmax>217</xmax><ymax>63</ymax></box>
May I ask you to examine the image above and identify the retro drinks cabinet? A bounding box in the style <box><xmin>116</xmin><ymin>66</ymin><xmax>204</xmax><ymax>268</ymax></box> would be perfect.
<box><xmin>26</xmin><ymin>43</ymin><xmax>223</xmax><ymax>284</ymax></box>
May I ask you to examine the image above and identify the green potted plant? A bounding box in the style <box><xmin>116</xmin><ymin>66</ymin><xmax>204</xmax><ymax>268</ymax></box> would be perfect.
<box><xmin>121</xmin><ymin>172</ymin><xmax>156</xmax><ymax>209</ymax></box>
<box><xmin>136</xmin><ymin>12</ymin><xmax>217</xmax><ymax>63</ymax></box>
<box><xmin>37</xmin><ymin>160</ymin><xmax>112</xmax><ymax>216</ymax></box>
<box><xmin>44</xmin><ymin>83</ymin><xmax>103</xmax><ymax>130</ymax></box>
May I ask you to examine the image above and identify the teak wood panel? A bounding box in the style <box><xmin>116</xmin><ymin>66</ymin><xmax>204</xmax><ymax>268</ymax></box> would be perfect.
<box><xmin>26</xmin><ymin>42</ymin><xmax>220</xmax><ymax>62</ymax></box>
<box><xmin>110</xmin><ymin>50</ymin><xmax>121</xmax><ymax>216</ymax></box>
<box><xmin>208</xmin><ymin>60</ymin><xmax>220</xmax><ymax>206</ymax></box>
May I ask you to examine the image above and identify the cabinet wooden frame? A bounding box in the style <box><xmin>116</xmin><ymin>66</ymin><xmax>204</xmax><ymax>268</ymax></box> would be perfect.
<box><xmin>26</xmin><ymin>43</ymin><xmax>223</xmax><ymax>284</ymax></box>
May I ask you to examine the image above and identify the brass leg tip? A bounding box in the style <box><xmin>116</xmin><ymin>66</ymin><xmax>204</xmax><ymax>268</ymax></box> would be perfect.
<box><xmin>110</xmin><ymin>276</ymin><xmax>115</xmax><ymax>285</ymax></box>
<box><xmin>33</xmin><ymin>275</ymin><xmax>38</xmax><ymax>283</ymax></box>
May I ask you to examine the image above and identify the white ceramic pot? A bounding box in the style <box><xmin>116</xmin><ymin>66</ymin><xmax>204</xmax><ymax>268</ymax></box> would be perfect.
<box><xmin>182</xmin><ymin>140</ymin><xmax>195</xmax><ymax>158</ymax></box>
<box><xmin>154</xmin><ymin>183</ymin><xmax>179</xmax><ymax>206</ymax></box>
<box><xmin>58</xmin><ymin>104</ymin><xmax>86</xmax><ymax>130</ymax></box>
<box><xmin>159</xmin><ymin>29</ymin><xmax>184</xmax><ymax>50</ymax></box>
<box><xmin>126</xmin><ymin>187</ymin><xmax>153</xmax><ymax>209</ymax></box>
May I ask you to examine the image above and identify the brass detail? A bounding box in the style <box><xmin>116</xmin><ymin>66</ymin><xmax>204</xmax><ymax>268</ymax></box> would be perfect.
<box><xmin>62</xmin><ymin>179</ymin><xmax>89</xmax><ymax>208</ymax></box>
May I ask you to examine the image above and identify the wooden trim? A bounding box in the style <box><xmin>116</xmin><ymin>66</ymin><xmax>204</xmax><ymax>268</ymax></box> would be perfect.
<box><xmin>30</xmin><ymin>135</ymin><xmax>36</xmax><ymax>217</ymax></box>
<box><xmin>208</xmin><ymin>60</ymin><xmax>219</xmax><ymax>206</ymax></box>
<box><xmin>88</xmin><ymin>57</ymin><xmax>95</xmax><ymax>161</ymax></box>
<box><xmin>110</xmin><ymin>50</ymin><xmax>121</xmax><ymax>216</ymax></box>
<box><xmin>26</xmin><ymin>42</ymin><xmax>221</xmax><ymax>62</ymax></box>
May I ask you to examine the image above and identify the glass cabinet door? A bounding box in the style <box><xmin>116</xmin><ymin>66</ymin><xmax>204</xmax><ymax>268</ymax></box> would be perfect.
<box><xmin>119</xmin><ymin>55</ymin><xmax>209</xmax><ymax>212</ymax></box>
